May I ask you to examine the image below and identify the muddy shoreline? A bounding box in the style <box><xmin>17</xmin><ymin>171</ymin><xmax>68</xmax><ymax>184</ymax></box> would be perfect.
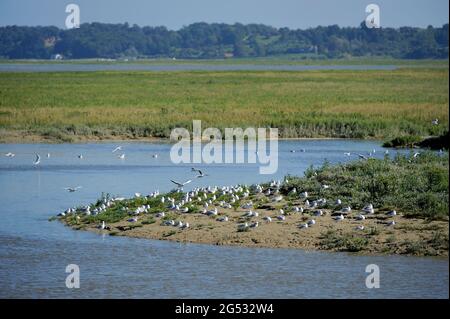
<box><xmin>0</xmin><ymin>129</ymin><xmax>353</xmax><ymax>144</ymax></box>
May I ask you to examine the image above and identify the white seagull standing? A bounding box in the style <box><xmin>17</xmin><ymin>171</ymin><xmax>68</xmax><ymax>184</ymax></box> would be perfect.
<box><xmin>386</xmin><ymin>210</ymin><xmax>397</xmax><ymax>217</ymax></box>
<box><xmin>263</xmin><ymin>216</ymin><xmax>272</xmax><ymax>223</ymax></box>
<box><xmin>238</xmin><ymin>223</ymin><xmax>249</xmax><ymax>231</ymax></box>
<box><xmin>362</xmin><ymin>204</ymin><xmax>374</xmax><ymax>214</ymax></box>
<box><xmin>307</xmin><ymin>219</ymin><xmax>316</xmax><ymax>226</ymax></box>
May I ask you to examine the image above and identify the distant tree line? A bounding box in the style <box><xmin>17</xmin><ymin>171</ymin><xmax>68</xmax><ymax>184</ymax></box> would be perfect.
<box><xmin>0</xmin><ymin>22</ymin><xmax>448</xmax><ymax>59</ymax></box>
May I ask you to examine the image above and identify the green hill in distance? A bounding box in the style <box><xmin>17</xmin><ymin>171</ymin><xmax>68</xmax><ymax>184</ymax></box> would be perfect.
<box><xmin>0</xmin><ymin>22</ymin><xmax>448</xmax><ymax>60</ymax></box>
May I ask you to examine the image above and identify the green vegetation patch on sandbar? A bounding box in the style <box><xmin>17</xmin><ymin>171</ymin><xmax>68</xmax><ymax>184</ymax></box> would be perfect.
<box><xmin>383</xmin><ymin>131</ymin><xmax>449</xmax><ymax>149</ymax></box>
<box><xmin>1</xmin><ymin>67</ymin><xmax>448</xmax><ymax>142</ymax></box>
<box><xmin>285</xmin><ymin>151</ymin><xmax>449</xmax><ymax>220</ymax></box>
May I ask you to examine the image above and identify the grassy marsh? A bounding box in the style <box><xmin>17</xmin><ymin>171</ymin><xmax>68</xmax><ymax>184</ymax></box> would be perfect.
<box><xmin>0</xmin><ymin>66</ymin><xmax>448</xmax><ymax>142</ymax></box>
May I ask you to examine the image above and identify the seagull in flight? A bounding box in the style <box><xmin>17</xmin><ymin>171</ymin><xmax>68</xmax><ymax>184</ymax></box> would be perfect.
<box><xmin>344</xmin><ymin>152</ymin><xmax>351</xmax><ymax>156</ymax></box>
<box><xmin>5</xmin><ymin>152</ymin><xmax>15</xmax><ymax>157</ymax></box>
<box><xmin>118</xmin><ymin>154</ymin><xmax>125</xmax><ymax>159</ymax></box>
<box><xmin>112</xmin><ymin>146</ymin><xmax>122</xmax><ymax>153</ymax></box>
<box><xmin>64</xmin><ymin>186</ymin><xmax>82</xmax><ymax>192</ymax></box>
<box><xmin>33</xmin><ymin>154</ymin><xmax>41</xmax><ymax>165</ymax></box>
<box><xmin>358</xmin><ymin>153</ymin><xmax>368</xmax><ymax>160</ymax></box>
<box><xmin>170</xmin><ymin>179</ymin><xmax>192</xmax><ymax>188</ymax></box>
<box><xmin>192</xmin><ymin>167</ymin><xmax>208</xmax><ymax>178</ymax></box>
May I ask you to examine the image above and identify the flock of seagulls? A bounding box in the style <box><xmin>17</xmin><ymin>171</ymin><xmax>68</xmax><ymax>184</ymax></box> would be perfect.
<box><xmin>6</xmin><ymin>141</ymin><xmax>443</xmax><ymax>237</ymax></box>
<box><xmin>3</xmin><ymin>145</ymin><xmax>160</xmax><ymax>166</ymax></box>
<box><xmin>289</xmin><ymin>149</ymin><xmax>392</xmax><ymax>160</ymax></box>
<box><xmin>57</xmin><ymin>170</ymin><xmax>400</xmax><ymax>238</ymax></box>
<box><xmin>3</xmin><ymin>145</ymin><xmax>163</xmax><ymax>194</ymax></box>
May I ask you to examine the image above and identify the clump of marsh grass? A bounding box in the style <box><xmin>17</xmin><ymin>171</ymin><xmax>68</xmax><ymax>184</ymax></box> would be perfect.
<box><xmin>282</xmin><ymin>151</ymin><xmax>449</xmax><ymax>220</ymax></box>
<box><xmin>162</xmin><ymin>230</ymin><xmax>176</xmax><ymax>237</ymax></box>
<box><xmin>429</xmin><ymin>231</ymin><xmax>449</xmax><ymax>251</ymax></box>
<box><xmin>320</xmin><ymin>230</ymin><xmax>369</xmax><ymax>252</ymax></box>
<box><xmin>141</xmin><ymin>217</ymin><xmax>156</xmax><ymax>225</ymax></box>
<box><xmin>382</xmin><ymin>135</ymin><xmax>422</xmax><ymax>148</ymax></box>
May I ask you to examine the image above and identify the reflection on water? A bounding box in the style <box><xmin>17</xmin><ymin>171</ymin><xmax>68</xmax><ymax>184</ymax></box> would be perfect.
<box><xmin>0</xmin><ymin>140</ymin><xmax>447</xmax><ymax>298</ymax></box>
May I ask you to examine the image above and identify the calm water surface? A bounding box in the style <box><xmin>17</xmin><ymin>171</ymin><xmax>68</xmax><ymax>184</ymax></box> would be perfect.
<box><xmin>0</xmin><ymin>140</ymin><xmax>447</xmax><ymax>298</ymax></box>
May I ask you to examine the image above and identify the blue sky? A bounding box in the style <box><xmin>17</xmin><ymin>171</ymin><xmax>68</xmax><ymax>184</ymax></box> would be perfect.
<box><xmin>0</xmin><ymin>0</ymin><xmax>448</xmax><ymax>29</ymax></box>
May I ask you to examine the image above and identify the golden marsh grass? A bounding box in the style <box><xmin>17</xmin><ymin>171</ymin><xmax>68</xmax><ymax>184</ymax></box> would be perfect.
<box><xmin>0</xmin><ymin>67</ymin><xmax>448</xmax><ymax>141</ymax></box>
